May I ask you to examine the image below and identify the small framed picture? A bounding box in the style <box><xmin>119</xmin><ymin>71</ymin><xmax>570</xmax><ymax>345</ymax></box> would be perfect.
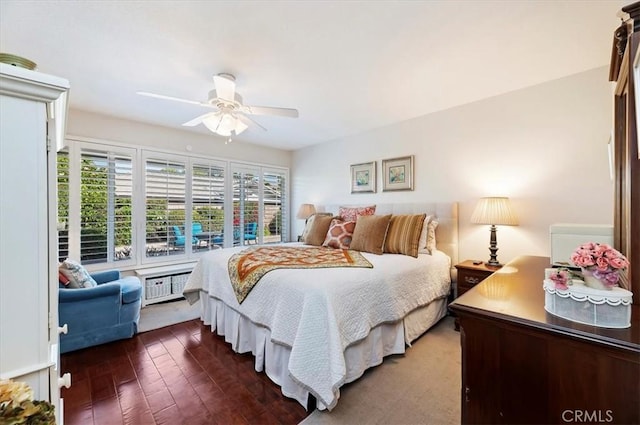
<box><xmin>350</xmin><ymin>161</ymin><xmax>376</xmax><ymax>193</ymax></box>
<box><xmin>382</xmin><ymin>155</ymin><xmax>414</xmax><ymax>191</ymax></box>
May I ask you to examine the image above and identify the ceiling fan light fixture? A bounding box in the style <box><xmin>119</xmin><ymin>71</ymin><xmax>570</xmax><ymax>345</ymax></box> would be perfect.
<box><xmin>202</xmin><ymin>113</ymin><xmax>222</xmax><ymax>133</ymax></box>
<box><xmin>202</xmin><ymin>112</ymin><xmax>248</xmax><ymax>137</ymax></box>
<box><xmin>234</xmin><ymin>117</ymin><xmax>249</xmax><ymax>134</ymax></box>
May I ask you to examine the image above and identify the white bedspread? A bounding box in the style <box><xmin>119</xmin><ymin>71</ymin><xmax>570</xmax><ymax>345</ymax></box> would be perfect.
<box><xmin>183</xmin><ymin>244</ymin><xmax>451</xmax><ymax>409</ymax></box>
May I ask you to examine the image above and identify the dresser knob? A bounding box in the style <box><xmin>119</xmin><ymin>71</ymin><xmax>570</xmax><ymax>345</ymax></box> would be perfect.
<box><xmin>58</xmin><ymin>373</ymin><xmax>71</xmax><ymax>389</ymax></box>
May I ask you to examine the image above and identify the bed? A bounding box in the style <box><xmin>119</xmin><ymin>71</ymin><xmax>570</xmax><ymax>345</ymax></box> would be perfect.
<box><xmin>183</xmin><ymin>202</ymin><xmax>458</xmax><ymax>410</ymax></box>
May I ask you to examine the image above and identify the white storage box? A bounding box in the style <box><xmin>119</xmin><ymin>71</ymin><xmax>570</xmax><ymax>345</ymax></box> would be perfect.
<box><xmin>543</xmin><ymin>279</ymin><xmax>632</xmax><ymax>328</ymax></box>
<box><xmin>145</xmin><ymin>276</ymin><xmax>171</xmax><ymax>299</ymax></box>
<box><xmin>549</xmin><ymin>223</ymin><xmax>613</xmax><ymax>267</ymax></box>
<box><xmin>171</xmin><ymin>273</ymin><xmax>190</xmax><ymax>295</ymax></box>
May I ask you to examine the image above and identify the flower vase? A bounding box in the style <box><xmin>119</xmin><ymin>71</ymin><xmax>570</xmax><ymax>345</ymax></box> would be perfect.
<box><xmin>581</xmin><ymin>268</ymin><xmax>610</xmax><ymax>290</ymax></box>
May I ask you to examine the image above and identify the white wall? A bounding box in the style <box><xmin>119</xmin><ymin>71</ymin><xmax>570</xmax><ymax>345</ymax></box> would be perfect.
<box><xmin>66</xmin><ymin>109</ymin><xmax>292</xmax><ymax>167</ymax></box>
<box><xmin>291</xmin><ymin>67</ymin><xmax>614</xmax><ymax>264</ymax></box>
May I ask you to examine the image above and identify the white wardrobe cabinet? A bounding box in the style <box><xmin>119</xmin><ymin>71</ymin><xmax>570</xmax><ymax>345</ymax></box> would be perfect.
<box><xmin>0</xmin><ymin>63</ymin><xmax>69</xmax><ymax>424</ymax></box>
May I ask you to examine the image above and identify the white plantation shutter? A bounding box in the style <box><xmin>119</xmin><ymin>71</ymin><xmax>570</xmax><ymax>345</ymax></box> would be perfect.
<box><xmin>79</xmin><ymin>149</ymin><xmax>133</xmax><ymax>264</ymax></box>
<box><xmin>144</xmin><ymin>156</ymin><xmax>187</xmax><ymax>259</ymax></box>
<box><xmin>263</xmin><ymin>169</ymin><xmax>287</xmax><ymax>243</ymax></box>
<box><xmin>231</xmin><ymin>165</ymin><xmax>288</xmax><ymax>246</ymax></box>
<box><xmin>232</xmin><ymin>168</ymin><xmax>260</xmax><ymax>246</ymax></box>
<box><xmin>192</xmin><ymin>161</ymin><xmax>225</xmax><ymax>247</ymax></box>
<box><xmin>57</xmin><ymin>151</ymin><xmax>69</xmax><ymax>262</ymax></box>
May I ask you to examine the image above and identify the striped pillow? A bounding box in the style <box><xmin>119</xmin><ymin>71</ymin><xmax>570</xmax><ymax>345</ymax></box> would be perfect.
<box><xmin>384</xmin><ymin>214</ymin><xmax>426</xmax><ymax>258</ymax></box>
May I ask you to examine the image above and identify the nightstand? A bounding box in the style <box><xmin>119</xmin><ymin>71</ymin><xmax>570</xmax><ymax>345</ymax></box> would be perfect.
<box><xmin>451</xmin><ymin>260</ymin><xmax>501</xmax><ymax>330</ymax></box>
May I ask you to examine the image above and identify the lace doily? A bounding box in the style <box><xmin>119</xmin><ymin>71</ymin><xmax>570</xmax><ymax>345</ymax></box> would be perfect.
<box><xmin>543</xmin><ymin>279</ymin><xmax>633</xmax><ymax>306</ymax></box>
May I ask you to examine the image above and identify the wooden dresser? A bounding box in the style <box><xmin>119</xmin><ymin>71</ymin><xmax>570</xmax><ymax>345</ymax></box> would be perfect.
<box><xmin>449</xmin><ymin>255</ymin><xmax>640</xmax><ymax>425</ymax></box>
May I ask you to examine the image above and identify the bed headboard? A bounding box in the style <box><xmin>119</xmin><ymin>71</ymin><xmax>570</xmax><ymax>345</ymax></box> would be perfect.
<box><xmin>318</xmin><ymin>202</ymin><xmax>459</xmax><ymax>267</ymax></box>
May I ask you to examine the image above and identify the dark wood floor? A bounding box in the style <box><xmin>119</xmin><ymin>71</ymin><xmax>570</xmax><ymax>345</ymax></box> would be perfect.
<box><xmin>61</xmin><ymin>319</ymin><xmax>309</xmax><ymax>425</ymax></box>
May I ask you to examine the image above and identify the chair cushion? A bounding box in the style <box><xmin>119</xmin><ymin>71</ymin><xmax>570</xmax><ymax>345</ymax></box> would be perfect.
<box><xmin>119</xmin><ymin>276</ymin><xmax>143</xmax><ymax>304</ymax></box>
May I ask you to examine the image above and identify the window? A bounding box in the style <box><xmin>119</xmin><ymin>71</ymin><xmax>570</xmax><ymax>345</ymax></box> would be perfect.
<box><xmin>59</xmin><ymin>138</ymin><xmax>288</xmax><ymax>269</ymax></box>
<box><xmin>263</xmin><ymin>169</ymin><xmax>287</xmax><ymax>244</ymax></box>
<box><xmin>79</xmin><ymin>149</ymin><xmax>133</xmax><ymax>264</ymax></box>
<box><xmin>233</xmin><ymin>167</ymin><xmax>260</xmax><ymax>246</ymax></box>
<box><xmin>232</xmin><ymin>165</ymin><xmax>288</xmax><ymax>246</ymax></box>
<box><xmin>144</xmin><ymin>155</ymin><xmax>187</xmax><ymax>259</ymax></box>
<box><xmin>192</xmin><ymin>161</ymin><xmax>225</xmax><ymax>248</ymax></box>
<box><xmin>57</xmin><ymin>145</ymin><xmax>135</xmax><ymax>265</ymax></box>
<box><xmin>57</xmin><ymin>151</ymin><xmax>69</xmax><ymax>262</ymax></box>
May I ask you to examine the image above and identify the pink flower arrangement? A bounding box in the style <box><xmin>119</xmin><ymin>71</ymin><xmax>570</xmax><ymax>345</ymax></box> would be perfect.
<box><xmin>570</xmin><ymin>242</ymin><xmax>629</xmax><ymax>286</ymax></box>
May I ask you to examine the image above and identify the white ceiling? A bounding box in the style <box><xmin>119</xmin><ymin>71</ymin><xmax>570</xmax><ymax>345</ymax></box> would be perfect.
<box><xmin>0</xmin><ymin>1</ymin><xmax>627</xmax><ymax>151</ymax></box>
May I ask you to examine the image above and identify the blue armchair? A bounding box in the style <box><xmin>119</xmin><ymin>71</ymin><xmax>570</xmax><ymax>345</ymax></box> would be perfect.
<box><xmin>59</xmin><ymin>270</ymin><xmax>142</xmax><ymax>354</ymax></box>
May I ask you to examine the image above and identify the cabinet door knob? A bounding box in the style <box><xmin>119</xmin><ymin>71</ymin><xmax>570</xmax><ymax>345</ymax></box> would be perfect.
<box><xmin>58</xmin><ymin>324</ymin><xmax>68</xmax><ymax>335</ymax></box>
<box><xmin>58</xmin><ymin>373</ymin><xmax>71</xmax><ymax>389</ymax></box>
<box><xmin>465</xmin><ymin>386</ymin><xmax>470</xmax><ymax>402</ymax></box>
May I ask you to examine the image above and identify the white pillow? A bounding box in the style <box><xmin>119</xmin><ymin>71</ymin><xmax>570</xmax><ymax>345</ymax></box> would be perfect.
<box><xmin>426</xmin><ymin>219</ymin><xmax>438</xmax><ymax>254</ymax></box>
<box><xmin>417</xmin><ymin>215</ymin><xmax>433</xmax><ymax>254</ymax></box>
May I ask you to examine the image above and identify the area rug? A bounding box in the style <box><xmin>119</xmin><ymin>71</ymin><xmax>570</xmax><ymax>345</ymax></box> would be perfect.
<box><xmin>299</xmin><ymin>316</ymin><xmax>461</xmax><ymax>425</ymax></box>
<box><xmin>138</xmin><ymin>298</ymin><xmax>201</xmax><ymax>333</ymax></box>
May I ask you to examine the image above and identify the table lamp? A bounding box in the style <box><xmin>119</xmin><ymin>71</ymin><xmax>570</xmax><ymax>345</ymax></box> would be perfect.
<box><xmin>296</xmin><ymin>204</ymin><xmax>316</xmax><ymax>242</ymax></box>
<box><xmin>296</xmin><ymin>204</ymin><xmax>316</xmax><ymax>222</ymax></box>
<box><xmin>471</xmin><ymin>197</ymin><xmax>518</xmax><ymax>267</ymax></box>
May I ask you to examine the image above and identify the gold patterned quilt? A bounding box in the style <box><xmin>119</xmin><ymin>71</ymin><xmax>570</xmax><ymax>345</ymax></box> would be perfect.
<box><xmin>228</xmin><ymin>246</ymin><xmax>373</xmax><ymax>303</ymax></box>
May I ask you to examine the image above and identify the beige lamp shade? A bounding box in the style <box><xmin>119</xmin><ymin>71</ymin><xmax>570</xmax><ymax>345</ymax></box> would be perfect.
<box><xmin>296</xmin><ymin>203</ymin><xmax>316</xmax><ymax>220</ymax></box>
<box><xmin>470</xmin><ymin>197</ymin><xmax>519</xmax><ymax>226</ymax></box>
<box><xmin>471</xmin><ymin>197</ymin><xmax>518</xmax><ymax>267</ymax></box>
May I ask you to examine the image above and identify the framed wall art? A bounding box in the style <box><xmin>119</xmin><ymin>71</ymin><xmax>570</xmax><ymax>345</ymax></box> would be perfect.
<box><xmin>382</xmin><ymin>155</ymin><xmax>414</xmax><ymax>191</ymax></box>
<box><xmin>350</xmin><ymin>161</ymin><xmax>376</xmax><ymax>193</ymax></box>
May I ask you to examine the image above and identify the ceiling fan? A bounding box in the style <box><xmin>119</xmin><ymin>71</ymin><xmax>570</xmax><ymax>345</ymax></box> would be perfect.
<box><xmin>137</xmin><ymin>73</ymin><xmax>298</xmax><ymax>141</ymax></box>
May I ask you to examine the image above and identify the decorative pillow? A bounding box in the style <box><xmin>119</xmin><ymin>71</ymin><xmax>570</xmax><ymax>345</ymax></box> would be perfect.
<box><xmin>59</xmin><ymin>258</ymin><xmax>97</xmax><ymax>289</ymax></box>
<box><xmin>426</xmin><ymin>219</ymin><xmax>439</xmax><ymax>254</ymax></box>
<box><xmin>350</xmin><ymin>214</ymin><xmax>392</xmax><ymax>255</ymax></box>
<box><xmin>384</xmin><ymin>214</ymin><xmax>426</xmax><ymax>258</ymax></box>
<box><xmin>301</xmin><ymin>213</ymin><xmax>333</xmax><ymax>242</ymax></box>
<box><xmin>338</xmin><ymin>205</ymin><xmax>376</xmax><ymax>222</ymax></box>
<box><xmin>58</xmin><ymin>271</ymin><xmax>70</xmax><ymax>287</ymax></box>
<box><xmin>323</xmin><ymin>219</ymin><xmax>357</xmax><ymax>249</ymax></box>
<box><xmin>417</xmin><ymin>215</ymin><xmax>433</xmax><ymax>254</ymax></box>
<box><xmin>303</xmin><ymin>214</ymin><xmax>335</xmax><ymax>246</ymax></box>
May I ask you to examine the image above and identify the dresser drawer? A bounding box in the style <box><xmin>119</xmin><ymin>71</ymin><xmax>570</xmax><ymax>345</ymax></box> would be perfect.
<box><xmin>458</xmin><ymin>270</ymin><xmax>490</xmax><ymax>292</ymax></box>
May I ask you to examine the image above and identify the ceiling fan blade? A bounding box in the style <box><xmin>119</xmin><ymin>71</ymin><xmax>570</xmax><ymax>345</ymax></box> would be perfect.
<box><xmin>242</xmin><ymin>105</ymin><xmax>299</xmax><ymax>118</ymax></box>
<box><xmin>137</xmin><ymin>91</ymin><xmax>214</xmax><ymax>108</ymax></box>
<box><xmin>237</xmin><ymin>113</ymin><xmax>266</xmax><ymax>131</ymax></box>
<box><xmin>182</xmin><ymin>112</ymin><xmax>218</xmax><ymax>127</ymax></box>
<box><xmin>213</xmin><ymin>74</ymin><xmax>236</xmax><ymax>102</ymax></box>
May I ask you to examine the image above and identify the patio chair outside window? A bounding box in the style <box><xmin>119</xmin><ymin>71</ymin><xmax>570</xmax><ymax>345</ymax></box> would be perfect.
<box><xmin>171</xmin><ymin>225</ymin><xmax>198</xmax><ymax>247</ymax></box>
<box><xmin>244</xmin><ymin>222</ymin><xmax>258</xmax><ymax>244</ymax></box>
